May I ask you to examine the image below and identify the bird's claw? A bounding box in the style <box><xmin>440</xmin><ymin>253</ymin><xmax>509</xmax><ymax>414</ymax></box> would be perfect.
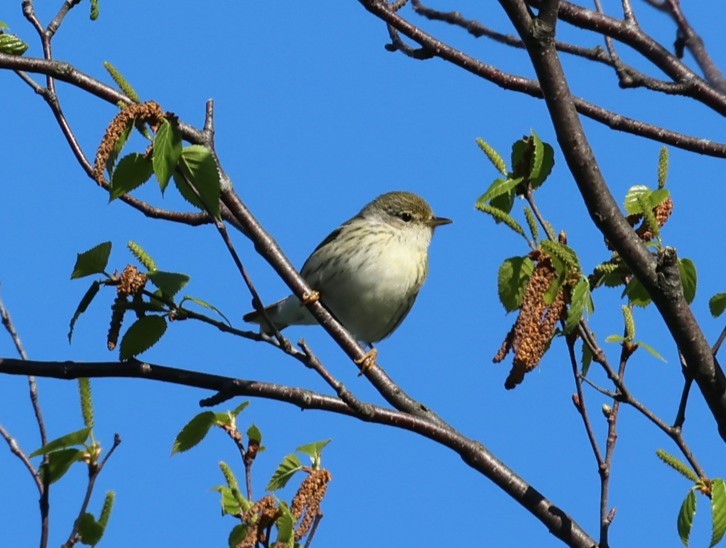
<box><xmin>301</xmin><ymin>290</ymin><xmax>320</xmax><ymax>304</ymax></box>
<box><xmin>355</xmin><ymin>348</ymin><xmax>378</xmax><ymax>376</ymax></box>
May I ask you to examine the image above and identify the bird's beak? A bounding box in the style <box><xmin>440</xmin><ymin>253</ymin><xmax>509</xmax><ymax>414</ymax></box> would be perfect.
<box><xmin>429</xmin><ymin>216</ymin><xmax>453</xmax><ymax>228</ymax></box>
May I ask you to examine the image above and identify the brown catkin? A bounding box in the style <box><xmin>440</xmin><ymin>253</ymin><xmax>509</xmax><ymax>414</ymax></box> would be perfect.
<box><xmin>238</xmin><ymin>495</ymin><xmax>280</xmax><ymax>548</ymax></box>
<box><xmin>493</xmin><ymin>253</ymin><xmax>567</xmax><ymax>389</ymax></box>
<box><xmin>94</xmin><ymin>101</ymin><xmax>165</xmax><ymax>186</ymax></box>
<box><xmin>117</xmin><ymin>265</ymin><xmax>147</xmax><ymax>297</ymax></box>
<box><xmin>291</xmin><ymin>469</ymin><xmax>332</xmax><ymax>540</ymax></box>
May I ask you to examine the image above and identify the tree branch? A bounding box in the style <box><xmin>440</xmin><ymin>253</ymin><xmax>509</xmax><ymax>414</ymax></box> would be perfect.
<box><xmin>0</xmin><ymin>356</ymin><xmax>597</xmax><ymax>547</ymax></box>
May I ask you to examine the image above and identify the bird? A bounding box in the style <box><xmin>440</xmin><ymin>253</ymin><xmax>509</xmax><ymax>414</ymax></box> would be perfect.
<box><xmin>244</xmin><ymin>191</ymin><xmax>451</xmax><ymax>366</ymax></box>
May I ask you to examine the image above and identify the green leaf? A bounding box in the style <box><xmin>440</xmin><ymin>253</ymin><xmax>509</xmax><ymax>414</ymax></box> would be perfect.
<box><xmin>497</xmin><ymin>256</ymin><xmax>535</xmax><ymax>312</ymax></box>
<box><xmin>127</xmin><ymin>241</ymin><xmax>158</xmax><ymax>271</ymax></box>
<box><xmin>276</xmin><ymin>502</ymin><xmax>295</xmax><ymax>545</ymax></box>
<box><xmin>678</xmin><ymin>489</ymin><xmax>697</xmax><ymax>547</ymax></box>
<box><xmin>213</xmin><ymin>486</ymin><xmax>244</xmax><ymax>517</ymax></box>
<box><xmin>297</xmin><ymin>439</ymin><xmax>332</xmax><ymax>467</ymax></box>
<box><xmin>711</xmin><ymin>479</ymin><xmax>726</xmax><ymax>547</ymax></box>
<box><xmin>231</xmin><ymin>401</ymin><xmax>250</xmax><ymax>417</ymax></box>
<box><xmin>267</xmin><ymin>454</ymin><xmax>303</xmax><ymax>491</ymax></box>
<box><xmin>565</xmin><ymin>278</ymin><xmax>592</xmax><ymax>333</ymax></box>
<box><xmin>650</xmin><ymin>188</ymin><xmax>670</xmax><ymax>208</ymax></box>
<box><xmin>147</xmin><ymin>271</ymin><xmax>190</xmax><ymax>298</ymax></box>
<box><xmin>636</xmin><ymin>340</ymin><xmax>667</xmax><ymax>362</ymax></box>
<box><xmin>475</xmin><ymin>137</ymin><xmax>507</xmax><ymax>175</ymax></box>
<box><xmin>581</xmin><ymin>341</ymin><xmax>593</xmax><ymax>377</ymax></box>
<box><xmin>624</xmin><ymin>185</ymin><xmax>652</xmax><ymax>215</ymax></box>
<box><xmin>710</xmin><ymin>294</ymin><xmax>726</xmax><ymax>318</ymax></box>
<box><xmin>68</xmin><ymin>280</ymin><xmax>103</xmax><ymax>342</ymax></box>
<box><xmin>103</xmin><ymin>61</ymin><xmax>140</xmax><ymax>104</ymax></box>
<box><xmin>530</xmin><ymin>137</ymin><xmax>554</xmax><ymax>188</ymax></box>
<box><xmin>173</xmin><ymin>145</ymin><xmax>221</xmax><ymax>218</ymax></box>
<box><xmin>180</xmin><ymin>296</ymin><xmax>232</xmax><ymax>326</ymax></box>
<box><xmin>476</xmin><ymin>177</ymin><xmax>522</xmax><ymax>206</ymax></box>
<box><xmin>119</xmin><ymin>315</ymin><xmax>167</xmax><ymax>360</ymax></box>
<box><xmin>678</xmin><ymin>258</ymin><xmax>697</xmax><ymax>304</ymax></box>
<box><xmin>90</xmin><ymin>0</ymin><xmax>100</xmax><ymax>21</ymax></box>
<box><xmin>490</xmin><ymin>187</ymin><xmax>515</xmax><ymax>214</ymax></box>
<box><xmin>30</xmin><ymin>427</ymin><xmax>92</xmax><ymax>457</ymax></box>
<box><xmin>153</xmin><ymin>119</ymin><xmax>183</xmax><ymax>190</ymax></box>
<box><xmin>71</xmin><ymin>242</ymin><xmax>112</xmax><ymax>279</ymax></box>
<box><xmin>658</xmin><ymin>147</ymin><xmax>669</xmax><ymax>189</ymax></box>
<box><xmin>0</xmin><ymin>21</ymin><xmax>8</xmax><ymax>30</ymax></box>
<box><xmin>510</xmin><ymin>138</ymin><xmax>529</xmax><ymax>180</ymax></box>
<box><xmin>78</xmin><ymin>378</ymin><xmax>95</xmax><ymax>429</ymax></box>
<box><xmin>228</xmin><ymin>524</ymin><xmax>249</xmax><ymax>548</ymax></box>
<box><xmin>76</xmin><ymin>512</ymin><xmax>105</xmax><ymax>545</ymax></box>
<box><xmin>41</xmin><ymin>448</ymin><xmax>85</xmax><ymax>484</ymax></box>
<box><xmin>624</xmin><ymin>276</ymin><xmax>652</xmax><ymax>307</ymax></box>
<box><xmin>605</xmin><ymin>335</ymin><xmax>626</xmax><ymax>344</ymax></box>
<box><xmin>172</xmin><ymin>411</ymin><xmax>217</xmax><ymax>455</ymax></box>
<box><xmin>110</xmin><ymin>153</ymin><xmax>154</xmax><ymax>200</ymax></box>
<box><xmin>475</xmin><ymin>202</ymin><xmax>527</xmax><ymax>241</ymax></box>
<box><xmin>247</xmin><ymin>424</ymin><xmax>263</xmax><ymax>444</ymax></box>
<box><xmin>0</xmin><ymin>33</ymin><xmax>29</xmax><ymax>55</ymax></box>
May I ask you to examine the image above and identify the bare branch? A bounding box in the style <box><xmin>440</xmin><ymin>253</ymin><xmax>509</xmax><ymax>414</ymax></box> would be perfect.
<box><xmin>0</xmin><ymin>356</ymin><xmax>597</xmax><ymax>547</ymax></box>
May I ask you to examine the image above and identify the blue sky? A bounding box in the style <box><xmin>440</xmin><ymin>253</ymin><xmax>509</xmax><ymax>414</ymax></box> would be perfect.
<box><xmin>2</xmin><ymin>1</ymin><xmax>725</xmax><ymax>546</ymax></box>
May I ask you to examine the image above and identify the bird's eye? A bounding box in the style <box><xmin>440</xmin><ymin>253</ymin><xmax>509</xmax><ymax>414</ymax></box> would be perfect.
<box><xmin>399</xmin><ymin>212</ymin><xmax>413</xmax><ymax>222</ymax></box>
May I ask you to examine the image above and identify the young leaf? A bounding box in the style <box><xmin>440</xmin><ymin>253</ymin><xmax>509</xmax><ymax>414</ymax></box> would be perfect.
<box><xmin>658</xmin><ymin>146</ymin><xmax>669</xmax><ymax>189</ymax></box>
<box><xmin>127</xmin><ymin>241</ymin><xmax>158</xmax><ymax>271</ymax></box>
<box><xmin>228</xmin><ymin>524</ymin><xmax>249</xmax><ymax>548</ymax></box>
<box><xmin>172</xmin><ymin>411</ymin><xmax>217</xmax><ymax>455</ymax></box>
<box><xmin>214</xmin><ymin>486</ymin><xmax>244</xmax><ymax>517</ymax></box>
<box><xmin>103</xmin><ymin>61</ymin><xmax>141</xmax><ymax>104</ymax></box>
<box><xmin>119</xmin><ymin>315</ymin><xmax>167</xmax><ymax>360</ymax></box>
<box><xmin>78</xmin><ymin>378</ymin><xmax>94</xmax><ymax>429</ymax></box>
<box><xmin>475</xmin><ymin>202</ymin><xmax>527</xmax><ymax>241</ymax></box>
<box><xmin>605</xmin><ymin>335</ymin><xmax>626</xmax><ymax>344</ymax></box>
<box><xmin>76</xmin><ymin>512</ymin><xmax>105</xmax><ymax>545</ymax></box>
<box><xmin>678</xmin><ymin>489</ymin><xmax>697</xmax><ymax>547</ymax></box>
<box><xmin>180</xmin><ymin>296</ymin><xmax>232</xmax><ymax>326</ymax></box>
<box><xmin>146</xmin><ymin>271</ymin><xmax>190</xmax><ymax>298</ymax></box>
<box><xmin>710</xmin><ymin>293</ymin><xmax>726</xmax><ymax>318</ymax></box>
<box><xmin>153</xmin><ymin>119</ymin><xmax>183</xmax><ymax>190</ymax></box>
<box><xmin>230</xmin><ymin>400</ymin><xmax>250</xmax><ymax>417</ymax></box>
<box><xmin>475</xmin><ymin>137</ymin><xmax>507</xmax><ymax>175</ymax></box>
<box><xmin>636</xmin><ymin>340</ymin><xmax>667</xmax><ymax>363</ymax></box>
<box><xmin>174</xmin><ymin>145</ymin><xmax>221</xmax><ymax>218</ymax></box>
<box><xmin>41</xmin><ymin>448</ymin><xmax>85</xmax><ymax>484</ymax></box>
<box><xmin>497</xmin><ymin>256</ymin><xmax>535</xmax><ymax>312</ymax></box>
<box><xmin>267</xmin><ymin>454</ymin><xmax>303</xmax><ymax>491</ymax></box>
<box><xmin>712</xmin><ymin>479</ymin><xmax>726</xmax><ymax>547</ymax></box>
<box><xmin>297</xmin><ymin>439</ymin><xmax>332</xmax><ymax>464</ymax></box>
<box><xmin>30</xmin><ymin>427</ymin><xmax>92</xmax><ymax>457</ymax></box>
<box><xmin>530</xmin><ymin>139</ymin><xmax>554</xmax><ymax>188</ymax></box>
<box><xmin>247</xmin><ymin>424</ymin><xmax>263</xmax><ymax>444</ymax></box>
<box><xmin>71</xmin><ymin>242</ymin><xmax>112</xmax><ymax>279</ymax></box>
<box><xmin>110</xmin><ymin>153</ymin><xmax>154</xmax><ymax>200</ymax></box>
<box><xmin>0</xmin><ymin>32</ymin><xmax>29</xmax><ymax>55</ymax></box>
<box><xmin>476</xmin><ymin>177</ymin><xmax>522</xmax><ymax>206</ymax></box>
<box><xmin>276</xmin><ymin>502</ymin><xmax>295</xmax><ymax>544</ymax></box>
<box><xmin>678</xmin><ymin>258</ymin><xmax>697</xmax><ymax>304</ymax></box>
<box><xmin>581</xmin><ymin>341</ymin><xmax>593</xmax><ymax>377</ymax></box>
<box><xmin>624</xmin><ymin>276</ymin><xmax>652</xmax><ymax>307</ymax></box>
<box><xmin>624</xmin><ymin>185</ymin><xmax>651</xmax><ymax>215</ymax></box>
<box><xmin>68</xmin><ymin>280</ymin><xmax>103</xmax><ymax>342</ymax></box>
<box><xmin>565</xmin><ymin>278</ymin><xmax>592</xmax><ymax>333</ymax></box>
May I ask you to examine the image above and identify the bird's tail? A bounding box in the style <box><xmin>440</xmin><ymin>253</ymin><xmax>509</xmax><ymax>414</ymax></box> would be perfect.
<box><xmin>243</xmin><ymin>304</ymin><xmax>288</xmax><ymax>335</ymax></box>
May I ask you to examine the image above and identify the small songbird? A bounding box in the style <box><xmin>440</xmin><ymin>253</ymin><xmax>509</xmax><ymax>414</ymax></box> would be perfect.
<box><xmin>244</xmin><ymin>191</ymin><xmax>451</xmax><ymax>352</ymax></box>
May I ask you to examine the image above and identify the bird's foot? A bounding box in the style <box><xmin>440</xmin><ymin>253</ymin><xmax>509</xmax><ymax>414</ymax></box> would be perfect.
<box><xmin>301</xmin><ymin>290</ymin><xmax>320</xmax><ymax>304</ymax></box>
<box><xmin>355</xmin><ymin>347</ymin><xmax>378</xmax><ymax>376</ymax></box>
